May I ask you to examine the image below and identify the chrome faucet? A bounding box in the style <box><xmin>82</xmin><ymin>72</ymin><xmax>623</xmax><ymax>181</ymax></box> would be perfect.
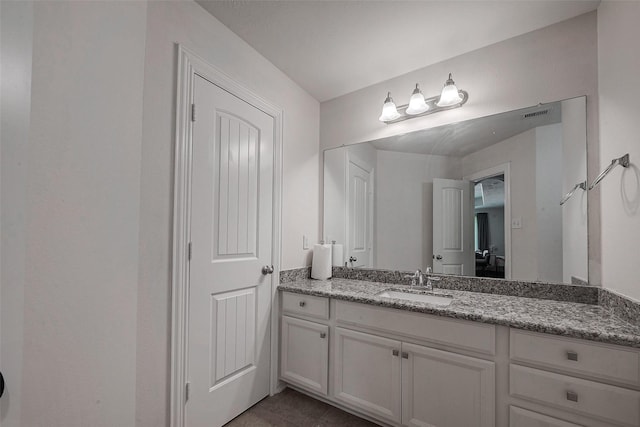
<box><xmin>425</xmin><ymin>266</ymin><xmax>441</xmax><ymax>291</ymax></box>
<box><xmin>405</xmin><ymin>270</ymin><xmax>424</xmax><ymax>288</ymax></box>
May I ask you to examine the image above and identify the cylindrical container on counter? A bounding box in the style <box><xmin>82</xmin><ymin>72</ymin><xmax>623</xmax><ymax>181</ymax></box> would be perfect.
<box><xmin>311</xmin><ymin>243</ymin><xmax>332</xmax><ymax>280</ymax></box>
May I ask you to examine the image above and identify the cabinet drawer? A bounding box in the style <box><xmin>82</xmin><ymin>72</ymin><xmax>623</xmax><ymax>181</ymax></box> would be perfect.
<box><xmin>510</xmin><ymin>329</ymin><xmax>640</xmax><ymax>386</ymax></box>
<box><xmin>282</xmin><ymin>292</ymin><xmax>329</xmax><ymax>320</ymax></box>
<box><xmin>510</xmin><ymin>364</ymin><xmax>640</xmax><ymax>427</ymax></box>
<box><xmin>509</xmin><ymin>406</ymin><xmax>583</xmax><ymax>427</ymax></box>
<box><xmin>335</xmin><ymin>300</ymin><xmax>495</xmax><ymax>355</ymax></box>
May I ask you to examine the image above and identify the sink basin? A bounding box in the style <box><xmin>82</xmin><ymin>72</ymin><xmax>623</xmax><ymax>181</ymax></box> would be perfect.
<box><xmin>377</xmin><ymin>290</ymin><xmax>453</xmax><ymax>306</ymax></box>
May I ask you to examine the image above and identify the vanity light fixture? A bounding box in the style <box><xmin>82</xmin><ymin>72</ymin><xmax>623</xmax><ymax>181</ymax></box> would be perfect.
<box><xmin>437</xmin><ymin>73</ymin><xmax>464</xmax><ymax>107</ymax></box>
<box><xmin>406</xmin><ymin>84</ymin><xmax>429</xmax><ymax>115</ymax></box>
<box><xmin>378</xmin><ymin>92</ymin><xmax>402</xmax><ymax>122</ymax></box>
<box><xmin>378</xmin><ymin>73</ymin><xmax>468</xmax><ymax>124</ymax></box>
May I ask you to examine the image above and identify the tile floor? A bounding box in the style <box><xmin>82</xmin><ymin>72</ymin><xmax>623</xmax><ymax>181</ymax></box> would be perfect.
<box><xmin>224</xmin><ymin>387</ymin><xmax>378</xmax><ymax>426</ymax></box>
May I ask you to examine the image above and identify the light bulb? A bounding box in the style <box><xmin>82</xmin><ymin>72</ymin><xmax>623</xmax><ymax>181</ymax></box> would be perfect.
<box><xmin>436</xmin><ymin>73</ymin><xmax>463</xmax><ymax>107</ymax></box>
<box><xmin>405</xmin><ymin>84</ymin><xmax>429</xmax><ymax>115</ymax></box>
<box><xmin>378</xmin><ymin>92</ymin><xmax>401</xmax><ymax>122</ymax></box>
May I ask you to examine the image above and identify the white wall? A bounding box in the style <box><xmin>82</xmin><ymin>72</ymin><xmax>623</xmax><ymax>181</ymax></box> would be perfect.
<box><xmin>535</xmin><ymin>124</ymin><xmax>564</xmax><ymax>282</ymax></box>
<box><xmin>376</xmin><ymin>151</ymin><xmax>459</xmax><ymax>271</ymax></box>
<box><xmin>323</xmin><ymin>148</ymin><xmax>347</xmax><ymax>247</ymax></box>
<box><xmin>0</xmin><ymin>1</ymin><xmax>33</xmax><ymax>424</ymax></box>
<box><xmin>598</xmin><ymin>2</ymin><xmax>640</xmax><ymax>300</ymax></box>
<box><xmin>137</xmin><ymin>2</ymin><xmax>319</xmax><ymax>426</ymax></box>
<box><xmin>320</xmin><ymin>11</ymin><xmax>600</xmax><ymax>283</ymax></box>
<box><xmin>19</xmin><ymin>2</ymin><xmax>147</xmax><ymax>426</ymax></box>
<box><xmin>561</xmin><ymin>97</ymin><xmax>589</xmax><ymax>284</ymax></box>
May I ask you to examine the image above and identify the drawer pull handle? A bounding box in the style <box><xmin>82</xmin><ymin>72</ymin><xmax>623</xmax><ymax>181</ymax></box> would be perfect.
<box><xmin>299</xmin><ymin>301</ymin><xmax>306</xmax><ymax>307</ymax></box>
<box><xmin>566</xmin><ymin>391</ymin><xmax>578</xmax><ymax>402</ymax></box>
<box><xmin>401</xmin><ymin>352</ymin><xmax>409</xmax><ymax>359</ymax></box>
<box><xmin>320</xmin><ymin>332</ymin><xmax>326</xmax><ymax>339</ymax></box>
<box><xmin>392</xmin><ymin>349</ymin><xmax>399</xmax><ymax>356</ymax></box>
<box><xmin>567</xmin><ymin>351</ymin><xmax>578</xmax><ymax>361</ymax></box>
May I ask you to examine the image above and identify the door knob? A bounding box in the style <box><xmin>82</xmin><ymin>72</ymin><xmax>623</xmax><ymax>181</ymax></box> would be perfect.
<box><xmin>349</xmin><ymin>256</ymin><xmax>357</xmax><ymax>263</ymax></box>
<box><xmin>261</xmin><ymin>265</ymin><xmax>274</xmax><ymax>275</ymax></box>
<box><xmin>436</xmin><ymin>255</ymin><xmax>443</xmax><ymax>260</ymax></box>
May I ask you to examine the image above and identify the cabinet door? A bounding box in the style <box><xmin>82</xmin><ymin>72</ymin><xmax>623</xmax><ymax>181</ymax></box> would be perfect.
<box><xmin>281</xmin><ymin>316</ymin><xmax>329</xmax><ymax>395</ymax></box>
<box><xmin>334</xmin><ymin>327</ymin><xmax>402</xmax><ymax>424</ymax></box>
<box><xmin>402</xmin><ymin>342</ymin><xmax>495</xmax><ymax>427</ymax></box>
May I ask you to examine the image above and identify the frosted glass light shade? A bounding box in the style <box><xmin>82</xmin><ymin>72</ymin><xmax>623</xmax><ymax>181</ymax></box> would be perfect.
<box><xmin>406</xmin><ymin>84</ymin><xmax>429</xmax><ymax>115</ymax></box>
<box><xmin>436</xmin><ymin>73</ymin><xmax>463</xmax><ymax>107</ymax></box>
<box><xmin>378</xmin><ymin>92</ymin><xmax>401</xmax><ymax>122</ymax></box>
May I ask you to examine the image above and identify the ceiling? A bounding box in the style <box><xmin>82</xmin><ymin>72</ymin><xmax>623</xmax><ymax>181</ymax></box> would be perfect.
<box><xmin>475</xmin><ymin>178</ymin><xmax>505</xmax><ymax>209</ymax></box>
<box><xmin>197</xmin><ymin>1</ymin><xmax>599</xmax><ymax>102</ymax></box>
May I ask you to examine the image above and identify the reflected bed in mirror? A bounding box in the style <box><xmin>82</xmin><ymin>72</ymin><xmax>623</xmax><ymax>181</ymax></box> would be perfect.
<box><xmin>323</xmin><ymin>96</ymin><xmax>588</xmax><ymax>285</ymax></box>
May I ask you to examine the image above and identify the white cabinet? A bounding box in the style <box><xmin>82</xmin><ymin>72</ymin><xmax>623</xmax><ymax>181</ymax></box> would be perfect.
<box><xmin>509</xmin><ymin>330</ymin><xmax>640</xmax><ymax>427</ymax></box>
<box><xmin>281</xmin><ymin>315</ymin><xmax>329</xmax><ymax>395</ymax></box>
<box><xmin>510</xmin><ymin>364</ymin><xmax>640</xmax><ymax>427</ymax></box>
<box><xmin>509</xmin><ymin>406</ymin><xmax>584</xmax><ymax>427</ymax></box>
<box><xmin>402</xmin><ymin>342</ymin><xmax>495</xmax><ymax>427</ymax></box>
<box><xmin>279</xmin><ymin>291</ymin><xmax>640</xmax><ymax>427</ymax></box>
<box><xmin>333</xmin><ymin>327</ymin><xmax>402</xmax><ymax>424</ymax></box>
<box><xmin>333</xmin><ymin>327</ymin><xmax>495</xmax><ymax>427</ymax></box>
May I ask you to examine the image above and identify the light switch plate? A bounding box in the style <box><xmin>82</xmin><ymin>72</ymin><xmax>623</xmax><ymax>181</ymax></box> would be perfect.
<box><xmin>302</xmin><ymin>235</ymin><xmax>309</xmax><ymax>250</ymax></box>
<box><xmin>511</xmin><ymin>217</ymin><xmax>523</xmax><ymax>229</ymax></box>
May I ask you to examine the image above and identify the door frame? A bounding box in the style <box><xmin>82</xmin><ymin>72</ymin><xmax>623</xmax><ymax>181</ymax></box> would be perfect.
<box><xmin>464</xmin><ymin>163</ymin><xmax>511</xmax><ymax>280</ymax></box>
<box><xmin>170</xmin><ymin>44</ymin><xmax>283</xmax><ymax>427</ymax></box>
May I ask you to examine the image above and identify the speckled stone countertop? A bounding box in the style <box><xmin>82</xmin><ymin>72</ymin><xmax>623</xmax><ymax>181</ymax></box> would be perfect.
<box><xmin>278</xmin><ymin>278</ymin><xmax>640</xmax><ymax>348</ymax></box>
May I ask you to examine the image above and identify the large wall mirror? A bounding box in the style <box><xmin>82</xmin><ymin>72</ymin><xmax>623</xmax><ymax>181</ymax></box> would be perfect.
<box><xmin>323</xmin><ymin>96</ymin><xmax>588</xmax><ymax>285</ymax></box>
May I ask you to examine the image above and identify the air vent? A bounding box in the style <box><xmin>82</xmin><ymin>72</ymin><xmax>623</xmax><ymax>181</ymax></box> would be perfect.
<box><xmin>522</xmin><ymin>109</ymin><xmax>549</xmax><ymax>119</ymax></box>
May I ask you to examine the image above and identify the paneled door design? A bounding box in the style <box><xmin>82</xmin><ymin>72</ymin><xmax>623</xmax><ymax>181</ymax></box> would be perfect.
<box><xmin>432</xmin><ymin>178</ymin><xmax>474</xmax><ymax>275</ymax></box>
<box><xmin>347</xmin><ymin>160</ymin><xmax>372</xmax><ymax>268</ymax></box>
<box><xmin>187</xmin><ymin>75</ymin><xmax>274</xmax><ymax>426</ymax></box>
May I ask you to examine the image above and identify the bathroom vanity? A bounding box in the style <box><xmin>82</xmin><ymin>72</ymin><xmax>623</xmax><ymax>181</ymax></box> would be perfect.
<box><xmin>278</xmin><ymin>277</ymin><xmax>640</xmax><ymax>427</ymax></box>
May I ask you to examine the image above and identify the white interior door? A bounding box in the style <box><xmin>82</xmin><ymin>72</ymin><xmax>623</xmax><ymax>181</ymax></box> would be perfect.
<box><xmin>432</xmin><ymin>178</ymin><xmax>474</xmax><ymax>275</ymax></box>
<box><xmin>347</xmin><ymin>160</ymin><xmax>372</xmax><ymax>268</ymax></box>
<box><xmin>187</xmin><ymin>75</ymin><xmax>274</xmax><ymax>426</ymax></box>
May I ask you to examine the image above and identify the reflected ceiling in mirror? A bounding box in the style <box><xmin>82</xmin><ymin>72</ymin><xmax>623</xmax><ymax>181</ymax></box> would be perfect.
<box><xmin>370</xmin><ymin>102</ymin><xmax>561</xmax><ymax>157</ymax></box>
<box><xmin>323</xmin><ymin>97</ymin><xmax>588</xmax><ymax>285</ymax></box>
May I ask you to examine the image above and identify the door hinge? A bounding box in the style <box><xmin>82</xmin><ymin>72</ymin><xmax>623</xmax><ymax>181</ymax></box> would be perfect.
<box><xmin>188</xmin><ymin>242</ymin><xmax>192</xmax><ymax>261</ymax></box>
<box><xmin>191</xmin><ymin>103</ymin><xmax>196</xmax><ymax>122</ymax></box>
<box><xmin>185</xmin><ymin>382</ymin><xmax>190</xmax><ymax>402</ymax></box>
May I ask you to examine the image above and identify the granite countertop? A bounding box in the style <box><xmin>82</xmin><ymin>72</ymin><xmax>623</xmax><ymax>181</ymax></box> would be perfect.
<box><xmin>278</xmin><ymin>278</ymin><xmax>640</xmax><ymax>348</ymax></box>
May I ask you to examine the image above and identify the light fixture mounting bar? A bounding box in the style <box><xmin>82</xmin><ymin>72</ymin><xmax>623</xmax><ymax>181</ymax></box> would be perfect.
<box><xmin>382</xmin><ymin>90</ymin><xmax>469</xmax><ymax>124</ymax></box>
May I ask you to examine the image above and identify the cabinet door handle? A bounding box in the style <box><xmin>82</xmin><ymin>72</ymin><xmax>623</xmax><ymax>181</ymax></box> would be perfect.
<box><xmin>567</xmin><ymin>351</ymin><xmax>578</xmax><ymax>361</ymax></box>
<box><xmin>392</xmin><ymin>349</ymin><xmax>399</xmax><ymax>356</ymax></box>
<box><xmin>320</xmin><ymin>332</ymin><xmax>326</xmax><ymax>339</ymax></box>
<box><xmin>566</xmin><ymin>391</ymin><xmax>578</xmax><ymax>402</ymax></box>
<box><xmin>401</xmin><ymin>352</ymin><xmax>409</xmax><ymax>359</ymax></box>
<box><xmin>299</xmin><ymin>301</ymin><xmax>306</xmax><ymax>307</ymax></box>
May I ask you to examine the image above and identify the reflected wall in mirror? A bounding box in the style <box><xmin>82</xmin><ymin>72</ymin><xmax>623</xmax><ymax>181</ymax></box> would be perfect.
<box><xmin>323</xmin><ymin>96</ymin><xmax>588</xmax><ymax>285</ymax></box>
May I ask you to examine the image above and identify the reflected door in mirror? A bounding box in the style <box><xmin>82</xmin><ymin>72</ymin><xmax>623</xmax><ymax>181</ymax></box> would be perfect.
<box><xmin>432</xmin><ymin>178</ymin><xmax>475</xmax><ymax>275</ymax></box>
<box><xmin>348</xmin><ymin>160</ymin><xmax>372</xmax><ymax>268</ymax></box>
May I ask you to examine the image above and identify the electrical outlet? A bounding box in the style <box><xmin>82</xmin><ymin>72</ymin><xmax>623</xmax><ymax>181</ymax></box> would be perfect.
<box><xmin>302</xmin><ymin>235</ymin><xmax>309</xmax><ymax>250</ymax></box>
<box><xmin>511</xmin><ymin>217</ymin><xmax>523</xmax><ymax>229</ymax></box>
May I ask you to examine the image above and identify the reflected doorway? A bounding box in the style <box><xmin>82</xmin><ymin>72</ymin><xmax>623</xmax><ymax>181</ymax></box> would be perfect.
<box><xmin>473</xmin><ymin>175</ymin><xmax>505</xmax><ymax>278</ymax></box>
